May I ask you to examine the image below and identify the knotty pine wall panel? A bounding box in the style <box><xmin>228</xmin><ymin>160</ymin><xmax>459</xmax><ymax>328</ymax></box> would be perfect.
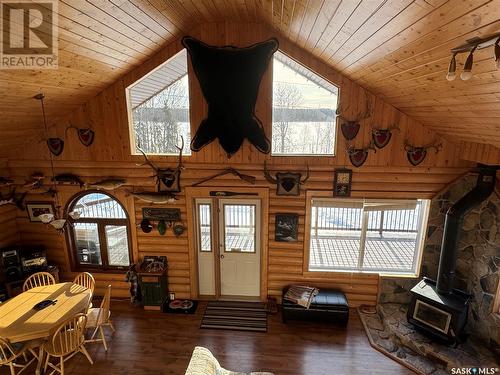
<box><xmin>0</xmin><ymin>205</ymin><xmax>20</xmax><ymax>247</ymax></box>
<box><xmin>5</xmin><ymin>22</ymin><xmax>473</xmax><ymax>302</ymax></box>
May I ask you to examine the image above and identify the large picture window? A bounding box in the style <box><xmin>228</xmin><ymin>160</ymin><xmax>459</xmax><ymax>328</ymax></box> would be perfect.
<box><xmin>272</xmin><ymin>51</ymin><xmax>338</xmax><ymax>156</ymax></box>
<box><xmin>307</xmin><ymin>198</ymin><xmax>430</xmax><ymax>275</ymax></box>
<box><xmin>67</xmin><ymin>192</ymin><xmax>133</xmax><ymax>271</ymax></box>
<box><xmin>126</xmin><ymin>49</ymin><xmax>191</xmax><ymax>155</ymax></box>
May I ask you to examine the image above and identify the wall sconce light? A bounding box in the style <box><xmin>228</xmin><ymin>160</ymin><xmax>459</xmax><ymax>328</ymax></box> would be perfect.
<box><xmin>446</xmin><ymin>32</ymin><xmax>500</xmax><ymax>82</ymax></box>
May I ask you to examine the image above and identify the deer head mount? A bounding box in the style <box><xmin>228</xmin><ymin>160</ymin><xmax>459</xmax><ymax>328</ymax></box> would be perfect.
<box><xmin>336</xmin><ymin>94</ymin><xmax>373</xmax><ymax>140</ymax></box>
<box><xmin>347</xmin><ymin>141</ymin><xmax>376</xmax><ymax>168</ymax></box>
<box><xmin>404</xmin><ymin>140</ymin><xmax>442</xmax><ymax>166</ymax></box>
<box><xmin>264</xmin><ymin>161</ymin><xmax>309</xmax><ymax>196</ymax></box>
<box><xmin>137</xmin><ymin>136</ymin><xmax>184</xmax><ymax>193</ymax></box>
<box><xmin>371</xmin><ymin>124</ymin><xmax>400</xmax><ymax>149</ymax></box>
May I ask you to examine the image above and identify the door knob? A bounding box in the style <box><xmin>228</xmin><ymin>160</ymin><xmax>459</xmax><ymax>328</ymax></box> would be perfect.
<box><xmin>220</xmin><ymin>254</ymin><xmax>224</xmax><ymax>259</ymax></box>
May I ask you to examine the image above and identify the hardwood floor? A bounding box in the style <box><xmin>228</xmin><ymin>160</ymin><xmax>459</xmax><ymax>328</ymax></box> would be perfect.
<box><xmin>3</xmin><ymin>301</ymin><xmax>414</xmax><ymax>375</ymax></box>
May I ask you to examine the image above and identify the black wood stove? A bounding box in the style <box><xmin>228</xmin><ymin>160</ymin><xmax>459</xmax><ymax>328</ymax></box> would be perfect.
<box><xmin>407</xmin><ymin>165</ymin><xmax>498</xmax><ymax>344</ymax></box>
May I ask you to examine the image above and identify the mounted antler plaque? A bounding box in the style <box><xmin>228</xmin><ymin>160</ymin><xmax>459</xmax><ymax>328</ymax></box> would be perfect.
<box><xmin>337</xmin><ymin>93</ymin><xmax>372</xmax><ymax>141</ymax></box>
<box><xmin>137</xmin><ymin>137</ymin><xmax>184</xmax><ymax>193</ymax></box>
<box><xmin>371</xmin><ymin>124</ymin><xmax>399</xmax><ymax>149</ymax></box>
<box><xmin>264</xmin><ymin>161</ymin><xmax>309</xmax><ymax>196</ymax></box>
<box><xmin>347</xmin><ymin>142</ymin><xmax>376</xmax><ymax>168</ymax></box>
<box><xmin>404</xmin><ymin>141</ymin><xmax>442</xmax><ymax>166</ymax></box>
<box><xmin>47</xmin><ymin>138</ymin><xmax>64</xmax><ymax>156</ymax></box>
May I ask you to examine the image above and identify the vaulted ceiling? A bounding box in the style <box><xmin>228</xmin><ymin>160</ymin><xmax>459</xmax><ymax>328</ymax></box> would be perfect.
<box><xmin>2</xmin><ymin>0</ymin><xmax>499</xmax><ymax>159</ymax></box>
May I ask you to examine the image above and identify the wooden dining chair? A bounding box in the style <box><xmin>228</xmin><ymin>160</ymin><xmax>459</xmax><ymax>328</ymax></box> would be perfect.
<box><xmin>22</xmin><ymin>272</ymin><xmax>56</xmax><ymax>292</ymax></box>
<box><xmin>73</xmin><ymin>272</ymin><xmax>95</xmax><ymax>310</ymax></box>
<box><xmin>72</xmin><ymin>272</ymin><xmax>95</xmax><ymax>294</ymax></box>
<box><xmin>43</xmin><ymin>313</ymin><xmax>93</xmax><ymax>375</ymax></box>
<box><xmin>85</xmin><ymin>285</ymin><xmax>115</xmax><ymax>351</ymax></box>
<box><xmin>0</xmin><ymin>337</ymin><xmax>38</xmax><ymax>375</ymax></box>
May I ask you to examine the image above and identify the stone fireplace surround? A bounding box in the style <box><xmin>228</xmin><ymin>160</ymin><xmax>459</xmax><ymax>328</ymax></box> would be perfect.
<box><xmin>376</xmin><ymin>173</ymin><xmax>500</xmax><ymax>364</ymax></box>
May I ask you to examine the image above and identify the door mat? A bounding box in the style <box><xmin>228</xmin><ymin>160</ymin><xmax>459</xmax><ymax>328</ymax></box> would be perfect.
<box><xmin>200</xmin><ymin>301</ymin><xmax>267</xmax><ymax>332</ymax></box>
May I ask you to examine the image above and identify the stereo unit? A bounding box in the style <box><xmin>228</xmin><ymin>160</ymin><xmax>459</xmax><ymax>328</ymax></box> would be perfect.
<box><xmin>21</xmin><ymin>248</ymin><xmax>48</xmax><ymax>276</ymax></box>
<box><xmin>2</xmin><ymin>249</ymin><xmax>20</xmax><ymax>268</ymax></box>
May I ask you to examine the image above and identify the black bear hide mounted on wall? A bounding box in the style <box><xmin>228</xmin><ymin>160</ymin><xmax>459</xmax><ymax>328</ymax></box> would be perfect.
<box><xmin>182</xmin><ymin>36</ymin><xmax>279</xmax><ymax>158</ymax></box>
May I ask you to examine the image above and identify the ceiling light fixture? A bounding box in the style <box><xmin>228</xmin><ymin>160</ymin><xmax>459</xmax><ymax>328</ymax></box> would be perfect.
<box><xmin>446</xmin><ymin>52</ymin><xmax>457</xmax><ymax>81</ymax></box>
<box><xmin>460</xmin><ymin>46</ymin><xmax>476</xmax><ymax>81</ymax></box>
<box><xmin>446</xmin><ymin>32</ymin><xmax>500</xmax><ymax>82</ymax></box>
<box><xmin>494</xmin><ymin>37</ymin><xmax>500</xmax><ymax>70</ymax></box>
<box><xmin>34</xmin><ymin>93</ymin><xmax>80</xmax><ymax>232</ymax></box>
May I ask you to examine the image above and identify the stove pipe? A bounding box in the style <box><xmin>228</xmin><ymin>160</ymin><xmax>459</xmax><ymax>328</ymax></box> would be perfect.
<box><xmin>436</xmin><ymin>165</ymin><xmax>497</xmax><ymax>295</ymax></box>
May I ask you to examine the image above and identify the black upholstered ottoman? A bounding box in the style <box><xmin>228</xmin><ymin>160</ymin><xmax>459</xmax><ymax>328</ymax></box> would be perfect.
<box><xmin>282</xmin><ymin>287</ymin><xmax>349</xmax><ymax>326</ymax></box>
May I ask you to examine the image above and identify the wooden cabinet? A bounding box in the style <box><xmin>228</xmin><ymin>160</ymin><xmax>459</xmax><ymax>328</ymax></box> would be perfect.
<box><xmin>137</xmin><ymin>271</ymin><xmax>168</xmax><ymax>311</ymax></box>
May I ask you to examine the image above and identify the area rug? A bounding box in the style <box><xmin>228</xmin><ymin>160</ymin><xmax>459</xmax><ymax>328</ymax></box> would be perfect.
<box><xmin>200</xmin><ymin>301</ymin><xmax>267</xmax><ymax>332</ymax></box>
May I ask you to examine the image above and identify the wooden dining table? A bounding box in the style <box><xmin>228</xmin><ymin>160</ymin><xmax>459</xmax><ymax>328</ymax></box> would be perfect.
<box><xmin>0</xmin><ymin>282</ymin><xmax>92</xmax><ymax>375</ymax></box>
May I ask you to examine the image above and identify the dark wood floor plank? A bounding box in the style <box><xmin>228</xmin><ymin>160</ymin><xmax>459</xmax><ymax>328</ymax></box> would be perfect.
<box><xmin>1</xmin><ymin>301</ymin><xmax>413</xmax><ymax>374</ymax></box>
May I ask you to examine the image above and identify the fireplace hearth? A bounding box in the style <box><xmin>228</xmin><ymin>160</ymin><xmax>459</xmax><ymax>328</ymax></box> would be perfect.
<box><xmin>407</xmin><ymin>165</ymin><xmax>498</xmax><ymax>344</ymax></box>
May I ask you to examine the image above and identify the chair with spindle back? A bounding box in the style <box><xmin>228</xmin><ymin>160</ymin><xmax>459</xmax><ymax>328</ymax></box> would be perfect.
<box><xmin>22</xmin><ymin>272</ymin><xmax>56</xmax><ymax>292</ymax></box>
<box><xmin>0</xmin><ymin>337</ymin><xmax>38</xmax><ymax>375</ymax></box>
<box><xmin>73</xmin><ymin>272</ymin><xmax>95</xmax><ymax>309</ymax></box>
<box><xmin>72</xmin><ymin>272</ymin><xmax>95</xmax><ymax>294</ymax></box>
<box><xmin>43</xmin><ymin>313</ymin><xmax>93</xmax><ymax>375</ymax></box>
<box><xmin>85</xmin><ymin>285</ymin><xmax>115</xmax><ymax>351</ymax></box>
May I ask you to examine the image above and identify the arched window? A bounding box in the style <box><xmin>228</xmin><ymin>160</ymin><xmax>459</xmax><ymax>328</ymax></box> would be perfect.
<box><xmin>67</xmin><ymin>191</ymin><xmax>132</xmax><ymax>271</ymax></box>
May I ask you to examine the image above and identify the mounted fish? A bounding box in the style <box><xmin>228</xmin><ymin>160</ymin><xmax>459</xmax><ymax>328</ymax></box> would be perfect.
<box><xmin>0</xmin><ymin>177</ymin><xmax>14</xmax><ymax>187</ymax></box>
<box><xmin>0</xmin><ymin>189</ymin><xmax>27</xmax><ymax>210</ymax></box>
<box><xmin>405</xmin><ymin>141</ymin><xmax>442</xmax><ymax>166</ymax></box>
<box><xmin>65</xmin><ymin>125</ymin><xmax>95</xmax><ymax>147</ymax></box>
<box><xmin>263</xmin><ymin>161</ymin><xmax>310</xmax><ymax>196</ymax></box>
<box><xmin>87</xmin><ymin>178</ymin><xmax>126</xmax><ymax>191</ymax></box>
<box><xmin>23</xmin><ymin>172</ymin><xmax>45</xmax><ymax>189</ymax></box>
<box><xmin>371</xmin><ymin>124</ymin><xmax>400</xmax><ymax>149</ymax></box>
<box><xmin>129</xmin><ymin>191</ymin><xmax>178</xmax><ymax>204</ymax></box>
<box><xmin>53</xmin><ymin>173</ymin><xmax>85</xmax><ymax>188</ymax></box>
<box><xmin>137</xmin><ymin>136</ymin><xmax>184</xmax><ymax>193</ymax></box>
<box><xmin>347</xmin><ymin>141</ymin><xmax>376</xmax><ymax>168</ymax></box>
<box><xmin>336</xmin><ymin>93</ymin><xmax>373</xmax><ymax>141</ymax></box>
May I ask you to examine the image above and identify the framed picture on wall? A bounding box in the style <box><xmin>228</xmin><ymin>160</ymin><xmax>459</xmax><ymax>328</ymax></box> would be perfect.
<box><xmin>26</xmin><ymin>202</ymin><xmax>55</xmax><ymax>222</ymax></box>
<box><xmin>275</xmin><ymin>213</ymin><xmax>299</xmax><ymax>242</ymax></box>
<box><xmin>333</xmin><ymin>168</ymin><xmax>352</xmax><ymax>197</ymax></box>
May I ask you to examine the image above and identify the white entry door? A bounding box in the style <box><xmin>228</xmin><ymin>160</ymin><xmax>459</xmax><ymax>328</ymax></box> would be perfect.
<box><xmin>218</xmin><ymin>199</ymin><xmax>261</xmax><ymax>298</ymax></box>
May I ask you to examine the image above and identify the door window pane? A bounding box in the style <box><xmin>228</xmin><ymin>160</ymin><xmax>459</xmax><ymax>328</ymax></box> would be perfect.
<box><xmin>74</xmin><ymin>223</ymin><xmax>102</xmax><ymax>265</ymax></box>
<box><xmin>105</xmin><ymin>225</ymin><xmax>130</xmax><ymax>266</ymax></box>
<box><xmin>224</xmin><ymin>204</ymin><xmax>255</xmax><ymax>253</ymax></box>
<box><xmin>198</xmin><ymin>204</ymin><xmax>212</xmax><ymax>252</ymax></box>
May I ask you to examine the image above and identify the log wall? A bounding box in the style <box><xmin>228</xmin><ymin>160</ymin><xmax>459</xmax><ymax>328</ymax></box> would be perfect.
<box><xmin>4</xmin><ymin>22</ymin><xmax>473</xmax><ymax>305</ymax></box>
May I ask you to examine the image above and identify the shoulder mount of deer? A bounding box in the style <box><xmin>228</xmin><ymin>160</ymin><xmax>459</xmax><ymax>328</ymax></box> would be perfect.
<box><xmin>263</xmin><ymin>161</ymin><xmax>309</xmax><ymax>196</ymax></box>
<box><xmin>404</xmin><ymin>140</ymin><xmax>442</xmax><ymax>166</ymax></box>
<box><xmin>347</xmin><ymin>141</ymin><xmax>376</xmax><ymax>168</ymax></box>
<box><xmin>336</xmin><ymin>93</ymin><xmax>373</xmax><ymax>141</ymax></box>
<box><xmin>137</xmin><ymin>136</ymin><xmax>184</xmax><ymax>193</ymax></box>
<box><xmin>371</xmin><ymin>123</ymin><xmax>400</xmax><ymax>149</ymax></box>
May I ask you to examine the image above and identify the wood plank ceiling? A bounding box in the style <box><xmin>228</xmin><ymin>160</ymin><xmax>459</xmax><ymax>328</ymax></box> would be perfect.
<box><xmin>1</xmin><ymin>0</ymin><xmax>499</xmax><ymax>157</ymax></box>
